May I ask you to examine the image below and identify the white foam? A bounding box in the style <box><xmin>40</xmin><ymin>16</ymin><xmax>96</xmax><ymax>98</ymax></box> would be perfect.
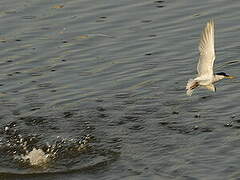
<box><xmin>21</xmin><ymin>148</ymin><xmax>50</xmax><ymax>167</ymax></box>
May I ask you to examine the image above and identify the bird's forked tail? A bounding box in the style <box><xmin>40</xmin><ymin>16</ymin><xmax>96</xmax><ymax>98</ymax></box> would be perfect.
<box><xmin>186</xmin><ymin>79</ymin><xmax>199</xmax><ymax>96</ymax></box>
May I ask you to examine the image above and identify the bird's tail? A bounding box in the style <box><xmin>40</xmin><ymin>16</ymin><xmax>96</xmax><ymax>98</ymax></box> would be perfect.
<box><xmin>186</xmin><ymin>79</ymin><xmax>199</xmax><ymax>96</ymax></box>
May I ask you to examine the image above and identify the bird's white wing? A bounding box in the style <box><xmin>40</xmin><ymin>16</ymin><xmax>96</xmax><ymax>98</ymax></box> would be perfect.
<box><xmin>197</xmin><ymin>20</ymin><xmax>215</xmax><ymax>78</ymax></box>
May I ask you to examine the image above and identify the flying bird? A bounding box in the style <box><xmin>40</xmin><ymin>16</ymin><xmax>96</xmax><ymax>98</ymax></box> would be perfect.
<box><xmin>186</xmin><ymin>20</ymin><xmax>235</xmax><ymax>96</ymax></box>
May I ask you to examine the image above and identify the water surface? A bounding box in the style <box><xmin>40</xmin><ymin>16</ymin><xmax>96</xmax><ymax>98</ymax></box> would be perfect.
<box><xmin>0</xmin><ymin>0</ymin><xmax>240</xmax><ymax>179</ymax></box>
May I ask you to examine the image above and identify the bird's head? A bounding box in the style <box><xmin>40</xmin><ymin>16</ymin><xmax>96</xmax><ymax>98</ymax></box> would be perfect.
<box><xmin>216</xmin><ymin>72</ymin><xmax>236</xmax><ymax>79</ymax></box>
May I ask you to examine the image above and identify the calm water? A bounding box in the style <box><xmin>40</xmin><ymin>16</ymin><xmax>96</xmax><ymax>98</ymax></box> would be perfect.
<box><xmin>0</xmin><ymin>0</ymin><xmax>240</xmax><ymax>179</ymax></box>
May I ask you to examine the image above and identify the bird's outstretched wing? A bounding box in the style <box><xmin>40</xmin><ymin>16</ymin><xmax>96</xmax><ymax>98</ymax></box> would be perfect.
<box><xmin>197</xmin><ymin>20</ymin><xmax>215</xmax><ymax>78</ymax></box>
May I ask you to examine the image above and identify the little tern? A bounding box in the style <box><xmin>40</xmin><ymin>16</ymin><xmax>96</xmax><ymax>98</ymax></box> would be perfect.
<box><xmin>186</xmin><ymin>20</ymin><xmax>235</xmax><ymax>96</ymax></box>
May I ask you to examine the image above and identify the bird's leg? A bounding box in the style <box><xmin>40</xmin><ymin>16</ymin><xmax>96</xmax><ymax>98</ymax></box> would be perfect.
<box><xmin>204</xmin><ymin>84</ymin><xmax>216</xmax><ymax>92</ymax></box>
<box><xmin>190</xmin><ymin>82</ymin><xmax>199</xmax><ymax>90</ymax></box>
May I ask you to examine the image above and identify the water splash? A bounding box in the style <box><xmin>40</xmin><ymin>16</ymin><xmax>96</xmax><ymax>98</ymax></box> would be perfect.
<box><xmin>21</xmin><ymin>148</ymin><xmax>50</xmax><ymax>167</ymax></box>
<box><xmin>2</xmin><ymin>122</ymin><xmax>92</xmax><ymax>168</ymax></box>
<box><xmin>0</xmin><ymin>116</ymin><xmax>119</xmax><ymax>174</ymax></box>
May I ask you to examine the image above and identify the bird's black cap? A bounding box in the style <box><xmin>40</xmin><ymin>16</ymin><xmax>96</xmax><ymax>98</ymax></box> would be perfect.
<box><xmin>216</xmin><ymin>72</ymin><xmax>229</xmax><ymax>76</ymax></box>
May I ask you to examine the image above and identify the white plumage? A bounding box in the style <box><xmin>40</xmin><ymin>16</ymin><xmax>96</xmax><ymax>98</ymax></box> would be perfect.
<box><xmin>186</xmin><ymin>20</ymin><xmax>235</xmax><ymax>96</ymax></box>
<box><xmin>197</xmin><ymin>20</ymin><xmax>215</xmax><ymax>79</ymax></box>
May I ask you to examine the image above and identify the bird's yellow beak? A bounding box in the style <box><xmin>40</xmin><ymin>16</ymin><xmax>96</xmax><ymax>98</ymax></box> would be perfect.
<box><xmin>226</xmin><ymin>75</ymin><xmax>236</xmax><ymax>79</ymax></box>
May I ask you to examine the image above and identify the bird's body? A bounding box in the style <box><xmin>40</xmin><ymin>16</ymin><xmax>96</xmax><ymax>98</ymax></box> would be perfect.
<box><xmin>186</xmin><ymin>20</ymin><xmax>235</xmax><ymax>96</ymax></box>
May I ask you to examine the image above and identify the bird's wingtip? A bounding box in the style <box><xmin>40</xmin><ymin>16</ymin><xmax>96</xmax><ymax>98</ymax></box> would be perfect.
<box><xmin>207</xmin><ymin>19</ymin><xmax>214</xmax><ymax>26</ymax></box>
